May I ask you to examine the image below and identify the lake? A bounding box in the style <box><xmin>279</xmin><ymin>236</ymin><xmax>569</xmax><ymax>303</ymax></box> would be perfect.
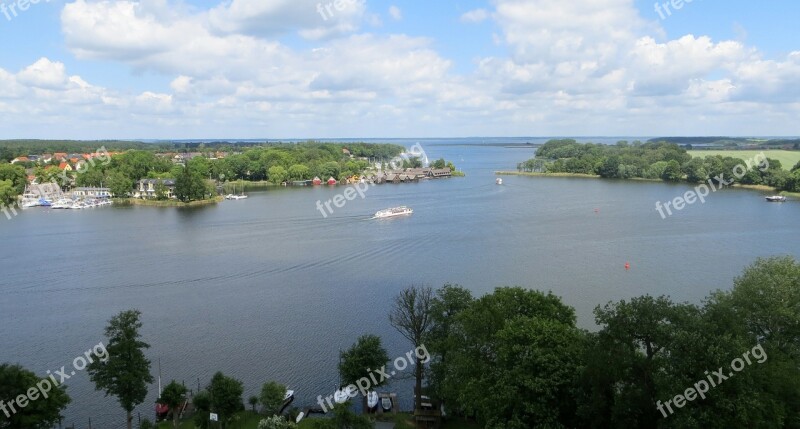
<box><xmin>1</xmin><ymin>140</ymin><xmax>798</xmax><ymax>428</ymax></box>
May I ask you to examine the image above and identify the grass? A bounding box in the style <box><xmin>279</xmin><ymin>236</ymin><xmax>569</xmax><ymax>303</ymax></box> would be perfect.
<box><xmin>154</xmin><ymin>411</ymin><xmax>483</xmax><ymax>429</ymax></box>
<box><xmin>689</xmin><ymin>150</ymin><xmax>800</xmax><ymax>171</ymax></box>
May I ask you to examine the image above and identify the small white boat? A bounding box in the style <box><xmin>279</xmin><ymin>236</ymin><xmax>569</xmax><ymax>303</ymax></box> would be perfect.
<box><xmin>766</xmin><ymin>195</ymin><xmax>787</xmax><ymax>202</ymax></box>
<box><xmin>496</xmin><ymin>178</ymin><xmax>503</xmax><ymax>185</ymax></box>
<box><xmin>284</xmin><ymin>390</ymin><xmax>294</xmax><ymax>401</ymax></box>
<box><xmin>334</xmin><ymin>386</ymin><xmax>353</xmax><ymax>404</ymax></box>
<box><xmin>373</xmin><ymin>206</ymin><xmax>413</xmax><ymax>219</ymax></box>
<box><xmin>380</xmin><ymin>396</ymin><xmax>393</xmax><ymax>412</ymax></box>
<box><xmin>229</xmin><ymin>194</ymin><xmax>248</xmax><ymax>200</ymax></box>
<box><xmin>295</xmin><ymin>412</ymin><xmax>305</xmax><ymax>423</ymax></box>
<box><xmin>367</xmin><ymin>391</ymin><xmax>379</xmax><ymax>410</ymax></box>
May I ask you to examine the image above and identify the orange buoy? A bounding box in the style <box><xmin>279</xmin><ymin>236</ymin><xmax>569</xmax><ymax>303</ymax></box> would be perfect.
<box><xmin>625</xmin><ymin>262</ymin><xmax>631</xmax><ymax>271</ymax></box>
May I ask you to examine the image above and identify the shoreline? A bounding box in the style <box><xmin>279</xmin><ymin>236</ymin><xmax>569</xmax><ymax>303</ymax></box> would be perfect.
<box><xmin>496</xmin><ymin>171</ymin><xmax>798</xmax><ymax>198</ymax></box>
<box><xmin>113</xmin><ymin>196</ymin><xmax>224</xmax><ymax>207</ymax></box>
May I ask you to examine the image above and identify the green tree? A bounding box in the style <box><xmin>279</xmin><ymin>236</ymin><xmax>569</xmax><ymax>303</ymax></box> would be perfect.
<box><xmin>0</xmin><ymin>179</ymin><xmax>16</xmax><ymax>206</ymax></box>
<box><xmin>107</xmin><ymin>171</ymin><xmax>133</xmax><ymax>198</ymax></box>
<box><xmin>0</xmin><ymin>364</ymin><xmax>71</xmax><ymax>429</ymax></box>
<box><xmin>259</xmin><ymin>381</ymin><xmax>286</xmax><ymax>416</ymax></box>
<box><xmin>389</xmin><ymin>285</ymin><xmax>434</xmax><ymax>412</ymax></box>
<box><xmin>339</xmin><ymin>335</ymin><xmax>389</xmax><ymax>389</ymax></box>
<box><xmin>441</xmin><ymin>287</ymin><xmax>583</xmax><ymax>428</ymax></box>
<box><xmin>175</xmin><ymin>166</ymin><xmax>206</xmax><ymax>202</ymax></box>
<box><xmin>87</xmin><ymin>310</ymin><xmax>154</xmax><ymax>429</ymax></box>
<box><xmin>192</xmin><ymin>391</ymin><xmax>212</xmax><ymax>429</ymax></box>
<box><xmin>661</xmin><ymin>160</ymin><xmax>683</xmax><ymax>182</ymax></box>
<box><xmin>267</xmin><ymin>166</ymin><xmax>289</xmax><ymax>185</ymax></box>
<box><xmin>159</xmin><ymin>381</ymin><xmax>188</xmax><ymax>429</ymax></box>
<box><xmin>0</xmin><ymin>163</ymin><xmax>26</xmax><ymax>194</ymax></box>
<box><xmin>426</xmin><ymin>284</ymin><xmax>474</xmax><ymax>405</ymax></box>
<box><xmin>288</xmin><ymin>164</ymin><xmax>310</xmax><ymax>181</ymax></box>
<box><xmin>248</xmin><ymin>395</ymin><xmax>259</xmax><ymax>412</ymax></box>
<box><xmin>209</xmin><ymin>372</ymin><xmax>244</xmax><ymax>427</ymax></box>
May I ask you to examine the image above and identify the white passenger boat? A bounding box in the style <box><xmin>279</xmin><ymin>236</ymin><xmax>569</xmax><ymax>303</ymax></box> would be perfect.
<box><xmin>766</xmin><ymin>195</ymin><xmax>787</xmax><ymax>202</ymax></box>
<box><xmin>373</xmin><ymin>206</ymin><xmax>413</xmax><ymax>219</ymax></box>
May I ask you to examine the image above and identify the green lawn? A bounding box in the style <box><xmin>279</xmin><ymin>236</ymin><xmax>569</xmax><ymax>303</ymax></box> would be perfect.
<box><xmin>689</xmin><ymin>150</ymin><xmax>800</xmax><ymax>171</ymax></box>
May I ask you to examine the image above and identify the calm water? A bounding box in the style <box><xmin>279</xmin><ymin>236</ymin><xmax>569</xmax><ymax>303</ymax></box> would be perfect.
<box><xmin>1</xmin><ymin>141</ymin><xmax>799</xmax><ymax>428</ymax></box>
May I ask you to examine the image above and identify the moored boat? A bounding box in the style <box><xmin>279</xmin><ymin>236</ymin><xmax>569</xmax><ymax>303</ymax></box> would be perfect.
<box><xmin>766</xmin><ymin>195</ymin><xmax>787</xmax><ymax>202</ymax></box>
<box><xmin>367</xmin><ymin>391</ymin><xmax>379</xmax><ymax>410</ymax></box>
<box><xmin>496</xmin><ymin>178</ymin><xmax>503</xmax><ymax>185</ymax></box>
<box><xmin>380</xmin><ymin>396</ymin><xmax>393</xmax><ymax>412</ymax></box>
<box><xmin>373</xmin><ymin>206</ymin><xmax>413</xmax><ymax>219</ymax></box>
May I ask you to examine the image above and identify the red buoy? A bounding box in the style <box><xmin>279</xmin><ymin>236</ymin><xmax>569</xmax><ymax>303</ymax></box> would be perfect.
<box><xmin>625</xmin><ymin>262</ymin><xmax>631</xmax><ymax>271</ymax></box>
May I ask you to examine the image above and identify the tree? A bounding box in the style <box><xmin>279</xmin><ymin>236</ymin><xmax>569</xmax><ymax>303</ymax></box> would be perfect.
<box><xmin>288</xmin><ymin>164</ymin><xmax>310</xmax><ymax>181</ymax></box>
<box><xmin>0</xmin><ymin>179</ymin><xmax>16</xmax><ymax>206</ymax></box>
<box><xmin>389</xmin><ymin>285</ymin><xmax>434</xmax><ymax>412</ymax></box>
<box><xmin>209</xmin><ymin>372</ymin><xmax>244</xmax><ymax>427</ymax></box>
<box><xmin>107</xmin><ymin>171</ymin><xmax>133</xmax><ymax>198</ymax></box>
<box><xmin>248</xmin><ymin>396</ymin><xmax>259</xmax><ymax>412</ymax></box>
<box><xmin>661</xmin><ymin>160</ymin><xmax>683</xmax><ymax>182</ymax></box>
<box><xmin>259</xmin><ymin>381</ymin><xmax>286</xmax><ymax>416</ymax></box>
<box><xmin>0</xmin><ymin>163</ymin><xmax>26</xmax><ymax>194</ymax></box>
<box><xmin>159</xmin><ymin>381</ymin><xmax>187</xmax><ymax>428</ymax></box>
<box><xmin>426</xmin><ymin>284</ymin><xmax>474</xmax><ymax>405</ymax></box>
<box><xmin>192</xmin><ymin>391</ymin><xmax>212</xmax><ymax>429</ymax></box>
<box><xmin>87</xmin><ymin>310</ymin><xmax>154</xmax><ymax>429</ymax></box>
<box><xmin>339</xmin><ymin>335</ymin><xmax>389</xmax><ymax>389</ymax></box>
<box><xmin>154</xmin><ymin>181</ymin><xmax>169</xmax><ymax>200</ymax></box>
<box><xmin>440</xmin><ymin>287</ymin><xmax>583</xmax><ymax>428</ymax></box>
<box><xmin>0</xmin><ymin>364</ymin><xmax>71</xmax><ymax>429</ymax></box>
<box><xmin>268</xmin><ymin>166</ymin><xmax>289</xmax><ymax>185</ymax></box>
<box><xmin>175</xmin><ymin>165</ymin><xmax>206</xmax><ymax>202</ymax></box>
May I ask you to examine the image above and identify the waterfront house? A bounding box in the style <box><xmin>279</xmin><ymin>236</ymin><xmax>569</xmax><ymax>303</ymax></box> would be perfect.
<box><xmin>431</xmin><ymin>168</ymin><xmax>452</xmax><ymax>178</ymax></box>
<box><xmin>73</xmin><ymin>187</ymin><xmax>112</xmax><ymax>199</ymax></box>
<box><xmin>134</xmin><ymin>179</ymin><xmax>176</xmax><ymax>199</ymax></box>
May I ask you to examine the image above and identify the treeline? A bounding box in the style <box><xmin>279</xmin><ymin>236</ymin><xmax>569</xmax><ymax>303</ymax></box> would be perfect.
<box><xmin>0</xmin><ymin>140</ymin><xmax>158</xmax><ymax>162</ymax></box>
<box><xmin>29</xmin><ymin>143</ymin><xmax>405</xmax><ymax>202</ymax></box>
<box><xmin>519</xmin><ymin>139</ymin><xmax>800</xmax><ymax>192</ymax></box>
<box><xmin>421</xmin><ymin>256</ymin><xmax>800</xmax><ymax>428</ymax></box>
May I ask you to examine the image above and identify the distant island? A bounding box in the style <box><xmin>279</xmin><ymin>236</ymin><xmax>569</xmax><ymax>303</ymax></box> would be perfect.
<box><xmin>500</xmin><ymin>139</ymin><xmax>800</xmax><ymax>195</ymax></box>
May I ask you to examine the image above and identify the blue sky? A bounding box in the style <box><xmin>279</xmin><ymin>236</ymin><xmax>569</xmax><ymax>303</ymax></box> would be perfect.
<box><xmin>0</xmin><ymin>0</ymin><xmax>798</xmax><ymax>138</ymax></box>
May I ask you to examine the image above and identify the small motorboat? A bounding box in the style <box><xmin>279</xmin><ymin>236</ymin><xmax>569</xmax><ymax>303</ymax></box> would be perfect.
<box><xmin>766</xmin><ymin>195</ymin><xmax>787</xmax><ymax>202</ymax></box>
<box><xmin>295</xmin><ymin>412</ymin><xmax>305</xmax><ymax>423</ymax></box>
<box><xmin>367</xmin><ymin>391</ymin><xmax>379</xmax><ymax>410</ymax></box>
<box><xmin>381</xmin><ymin>396</ymin><xmax>393</xmax><ymax>412</ymax></box>
<box><xmin>334</xmin><ymin>386</ymin><xmax>352</xmax><ymax>404</ymax></box>
<box><xmin>496</xmin><ymin>178</ymin><xmax>503</xmax><ymax>185</ymax></box>
<box><xmin>284</xmin><ymin>390</ymin><xmax>295</xmax><ymax>401</ymax></box>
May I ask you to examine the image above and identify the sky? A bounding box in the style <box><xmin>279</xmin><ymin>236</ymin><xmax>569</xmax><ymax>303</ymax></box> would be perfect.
<box><xmin>0</xmin><ymin>0</ymin><xmax>798</xmax><ymax>139</ymax></box>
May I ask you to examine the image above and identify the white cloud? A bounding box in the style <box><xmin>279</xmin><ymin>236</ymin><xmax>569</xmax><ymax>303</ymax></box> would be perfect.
<box><xmin>0</xmin><ymin>0</ymin><xmax>792</xmax><ymax>138</ymax></box>
<box><xmin>388</xmin><ymin>5</ymin><xmax>402</xmax><ymax>21</ymax></box>
<box><xmin>460</xmin><ymin>9</ymin><xmax>489</xmax><ymax>24</ymax></box>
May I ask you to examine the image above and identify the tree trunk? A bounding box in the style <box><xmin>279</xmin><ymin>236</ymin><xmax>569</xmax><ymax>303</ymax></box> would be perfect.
<box><xmin>415</xmin><ymin>356</ymin><xmax>423</xmax><ymax>412</ymax></box>
<box><xmin>173</xmin><ymin>409</ymin><xmax>180</xmax><ymax>429</ymax></box>
<box><xmin>126</xmin><ymin>411</ymin><xmax>133</xmax><ymax>429</ymax></box>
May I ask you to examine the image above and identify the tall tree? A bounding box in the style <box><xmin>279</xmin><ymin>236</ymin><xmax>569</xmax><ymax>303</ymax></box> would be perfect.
<box><xmin>0</xmin><ymin>364</ymin><xmax>71</xmax><ymax>429</ymax></box>
<box><xmin>339</xmin><ymin>335</ymin><xmax>389</xmax><ymax>388</ymax></box>
<box><xmin>87</xmin><ymin>310</ymin><xmax>154</xmax><ymax>429</ymax></box>
<box><xmin>389</xmin><ymin>285</ymin><xmax>434</xmax><ymax>411</ymax></box>
<box><xmin>259</xmin><ymin>381</ymin><xmax>286</xmax><ymax>417</ymax></box>
<box><xmin>209</xmin><ymin>372</ymin><xmax>244</xmax><ymax>428</ymax></box>
<box><xmin>159</xmin><ymin>380</ymin><xmax>187</xmax><ymax>429</ymax></box>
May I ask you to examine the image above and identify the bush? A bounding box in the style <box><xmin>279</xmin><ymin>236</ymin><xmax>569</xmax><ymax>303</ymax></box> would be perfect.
<box><xmin>258</xmin><ymin>415</ymin><xmax>296</xmax><ymax>429</ymax></box>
